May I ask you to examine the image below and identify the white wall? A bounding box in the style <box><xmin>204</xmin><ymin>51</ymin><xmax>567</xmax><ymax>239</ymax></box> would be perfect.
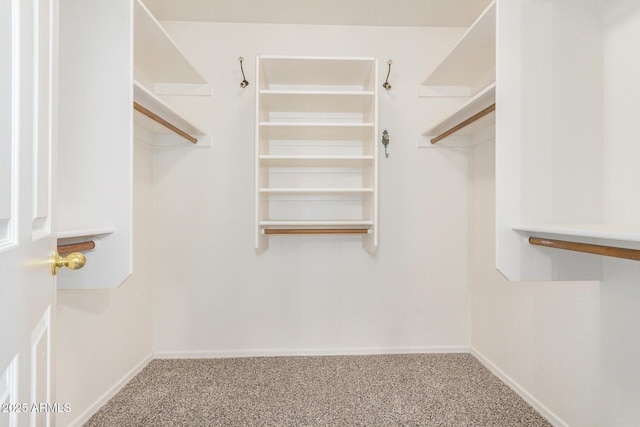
<box><xmin>470</xmin><ymin>140</ymin><xmax>603</xmax><ymax>426</ymax></box>
<box><xmin>153</xmin><ymin>22</ymin><xmax>471</xmax><ymax>356</ymax></box>
<box><xmin>470</xmin><ymin>4</ymin><xmax>640</xmax><ymax>426</ymax></box>
<box><xmin>56</xmin><ymin>139</ymin><xmax>154</xmax><ymax>426</ymax></box>
<box><xmin>600</xmin><ymin>0</ymin><xmax>640</xmax><ymax>424</ymax></box>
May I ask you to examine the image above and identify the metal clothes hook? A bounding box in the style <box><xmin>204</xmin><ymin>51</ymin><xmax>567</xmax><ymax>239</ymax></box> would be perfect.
<box><xmin>382</xmin><ymin>60</ymin><xmax>392</xmax><ymax>92</ymax></box>
<box><xmin>239</xmin><ymin>57</ymin><xmax>249</xmax><ymax>88</ymax></box>
<box><xmin>382</xmin><ymin>130</ymin><xmax>390</xmax><ymax>158</ymax></box>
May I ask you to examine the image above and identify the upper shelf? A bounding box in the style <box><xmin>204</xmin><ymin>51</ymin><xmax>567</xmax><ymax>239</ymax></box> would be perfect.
<box><xmin>423</xmin><ymin>1</ymin><xmax>495</xmax><ymax>88</ymax></box>
<box><xmin>259</xmin><ymin>56</ymin><xmax>376</xmax><ymax>91</ymax></box>
<box><xmin>134</xmin><ymin>0</ymin><xmax>206</xmax><ymax>84</ymax></box>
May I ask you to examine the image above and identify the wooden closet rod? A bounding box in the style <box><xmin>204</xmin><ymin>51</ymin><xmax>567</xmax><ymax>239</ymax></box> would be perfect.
<box><xmin>431</xmin><ymin>103</ymin><xmax>496</xmax><ymax>144</ymax></box>
<box><xmin>133</xmin><ymin>102</ymin><xmax>198</xmax><ymax>144</ymax></box>
<box><xmin>57</xmin><ymin>241</ymin><xmax>96</xmax><ymax>255</ymax></box>
<box><xmin>264</xmin><ymin>228</ymin><xmax>369</xmax><ymax>235</ymax></box>
<box><xmin>529</xmin><ymin>237</ymin><xmax>640</xmax><ymax>261</ymax></box>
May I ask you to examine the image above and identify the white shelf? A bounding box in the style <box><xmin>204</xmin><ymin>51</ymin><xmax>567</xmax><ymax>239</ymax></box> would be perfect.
<box><xmin>420</xmin><ymin>82</ymin><xmax>495</xmax><ymax>147</ymax></box>
<box><xmin>259</xmin><ymin>122</ymin><xmax>375</xmax><ymax>141</ymax></box>
<box><xmin>260</xmin><ymin>220</ymin><xmax>373</xmax><ymax>227</ymax></box>
<box><xmin>259</xmin><ymin>56</ymin><xmax>376</xmax><ymax>90</ymax></box>
<box><xmin>423</xmin><ymin>1</ymin><xmax>495</xmax><ymax>87</ymax></box>
<box><xmin>133</xmin><ymin>0</ymin><xmax>205</xmax><ymax>84</ymax></box>
<box><xmin>260</xmin><ymin>122</ymin><xmax>374</xmax><ymax>128</ymax></box>
<box><xmin>260</xmin><ymin>90</ymin><xmax>375</xmax><ymax>113</ymax></box>
<box><xmin>261</xmin><ymin>90</ymin><xmax>374</xmax><ymax>96</ymax></box>
<box><xmin>512</xmin><ymin>224</ymin><xmax>640</xmax><ymax>244</ymax></box>
<box><xmin>259</xmin><ymin>123</ymin><xmax>374</xmax><ymax>141</ymax></box>
<box><xmin>260</xmin><ymin>188</ymin><xmax>373</xmax><ymax>195</ymax></box>
<box><xmin>260</xmin><ymin>155</ymin><xmax>374</xmax><ymax>167</ymax></box>
<box><xmin>57</xmin><ymin>228</ymin><xmax>115</xmax><ymax>240</ymax></box>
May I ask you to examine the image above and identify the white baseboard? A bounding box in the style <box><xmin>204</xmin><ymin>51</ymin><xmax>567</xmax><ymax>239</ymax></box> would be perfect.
<box><xmin>154</xmin><ymin>345</ymin><xmax>469</xmax><ymax>359</ymax></box>
<box><xmin>65</xmin><ymin>353</ymin><xmax>154</xmax><ymax>427</ymax></box>
<box><xmin>469</xmin><ymin>346</ymin><xmax>567</xmax><ymax>427</ymax></box>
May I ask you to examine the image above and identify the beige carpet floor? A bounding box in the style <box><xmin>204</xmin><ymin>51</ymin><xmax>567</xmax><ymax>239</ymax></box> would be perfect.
<box><xmin>85</xmin><ymin>353</ymin><xmax>551</xmax><ymax>426</ymax></box>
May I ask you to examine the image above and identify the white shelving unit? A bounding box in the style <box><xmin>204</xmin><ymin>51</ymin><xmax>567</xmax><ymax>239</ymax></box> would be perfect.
<box><xmin>255</xmin><ymin>55</ymin><xmax>378</xmax><ymax>254</ymax></box>
<box><xmin>418</xmin><ymin>1</ymin><xmax>495</xmax><ymax>147</ymax></box>
<box><xmin>57</xmin><ymin>0</ymin><xmax>208</xmax><ymax>289</ymax></box>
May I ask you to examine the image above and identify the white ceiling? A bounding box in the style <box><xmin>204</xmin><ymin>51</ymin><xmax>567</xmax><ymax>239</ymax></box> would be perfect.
<box><xmin>143</xmin><ymin>0</ymin><xmax>493</xmax><ymax>27</ymax></box>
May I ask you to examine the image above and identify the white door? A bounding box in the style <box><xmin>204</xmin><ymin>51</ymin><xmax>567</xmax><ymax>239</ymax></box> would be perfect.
<box><xmin>1</xmin><ymin>0</ymin><xmax>58</xmax><ymax>425</ymax></box>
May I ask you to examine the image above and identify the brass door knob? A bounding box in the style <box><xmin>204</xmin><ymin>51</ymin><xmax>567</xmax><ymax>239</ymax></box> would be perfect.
<box><xmin>51</xmin><ymin>252</ymin><xmax>86</xmax><ymax>276</ymax></box>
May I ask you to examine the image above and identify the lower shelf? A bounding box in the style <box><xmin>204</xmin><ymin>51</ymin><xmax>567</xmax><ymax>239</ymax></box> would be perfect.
<box><xmin>528</xmin><ymin>236</ymin><xmax>640</xmax><ymax>261</ymax></box>
<box><xmin>512</xmin><ymin>223</ymin><xmax>640</xmax><ymax>243</ymax></box>
<box><xmin>57</xmin><ymin>228</ymin><xmax>115</xmax><ymax>239</ymax></box>
<box><xmin>513</xmin><ymin>223</ymin><xmax>640</xmax><ymax>263</ymax></box>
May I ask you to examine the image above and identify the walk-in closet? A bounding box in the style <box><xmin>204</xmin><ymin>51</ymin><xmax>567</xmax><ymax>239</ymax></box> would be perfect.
<box><xmin>2</xmin><ymin>1</ymin><xmax>639</xmax><ymax>426</ymax></box>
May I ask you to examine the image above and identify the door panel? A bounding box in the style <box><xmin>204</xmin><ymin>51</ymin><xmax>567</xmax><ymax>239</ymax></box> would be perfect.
<box><xmin>0</xmin><ymin>0</ymin><xmax>58</xmax><ymax>426</ymax></box>
<box><xmin>1</xmin><ymin>355</ymin><xmax>19</xmax><ymax>427</ymax></box>
<box><xmin>0</xmin><ymin>0</ymin><xmax>14</xmax><ymax>247</ymax></box>
<box><xmin>32</xmin><ymin>0</ymin><xmax>52</xmax><ymax>239</ymax></box>
<box><xmin>30</xmin><ymin>310</ymin><xmax>51</xmax><ymax>427</ymax></box>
